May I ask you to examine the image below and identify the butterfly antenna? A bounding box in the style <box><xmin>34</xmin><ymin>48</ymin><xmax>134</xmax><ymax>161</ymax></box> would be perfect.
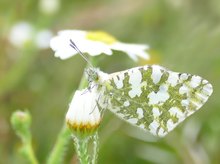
<box><xmin>69</xmin><ymin>39</ymin><xmax>93</xmax><ymax>68</ymax></box>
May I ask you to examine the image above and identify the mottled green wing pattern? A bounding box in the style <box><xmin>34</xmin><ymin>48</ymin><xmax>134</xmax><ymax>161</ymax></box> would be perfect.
<box><xmin>100</xmin><ymin>65</ymin><xmax>213</xmax><ymax>137</ymax></box>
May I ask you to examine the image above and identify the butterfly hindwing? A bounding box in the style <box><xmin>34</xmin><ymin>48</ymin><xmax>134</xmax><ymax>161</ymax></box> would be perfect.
<box><xmin>99</xmin><ymin>65</ymin><xmax>213</xmax><ymax>137</ymax></box>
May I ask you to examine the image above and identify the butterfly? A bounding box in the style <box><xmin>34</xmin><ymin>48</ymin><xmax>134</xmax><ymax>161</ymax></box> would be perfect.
<box><xmin>70</xmin><ymin>40</ymin><xmax>213</xmax><ymax>137</ymax></box>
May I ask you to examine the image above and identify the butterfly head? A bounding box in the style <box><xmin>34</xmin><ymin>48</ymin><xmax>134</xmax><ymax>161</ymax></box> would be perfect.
<box><xmin>85</xmin><ymin>67</ymin><xmax>99</xmax><ymax>84</ymax></box>
<box><xmin>85</xmin><ymin>67</ymin><xmax>109</xmax><ymax>89</ymax></box>
<box><xmin>69</xmin><ymin>40</ymin><xmax>109</xmax><ymax>88</ymax></box>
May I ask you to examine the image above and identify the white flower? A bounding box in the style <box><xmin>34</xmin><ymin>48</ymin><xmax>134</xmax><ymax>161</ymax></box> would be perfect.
<box><xmin>9</xmin><ymin>22</ymin><xmax>34</xmax><ymax>48</ymax></box>
<box><xmin>34</xmin><ymin>29</ymin><xmax>53</xmax><ymax>49</ymax></box>
<box><xmin>39</xmin><ymin>0</ymin><xmax>60</xmax><ymax>15</ymax></box>
<box><xmin>66</xmin><ymin>88</ymin><xmax>101</xmax><ymax>134</ymax></box>
<box><xmin>50</xmin><ymin>30</ymin><xmax>150</xmax><ymax>61</ymax></box>
<box><xmin>8</xmin><ymin>21</ymin><xmax>53</xmax><ymax>50</ymax></box>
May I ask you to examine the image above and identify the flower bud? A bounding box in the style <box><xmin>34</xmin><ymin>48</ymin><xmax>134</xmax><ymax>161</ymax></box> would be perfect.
<box><xmin>11</xmin><ymin>110</ymin><xmax>32</xmax><ymax>140</ymax></box>
<box><xmin>66</xmin><ymin>89</ymin><xmax>101</xmax><ymax>137</ymax></box>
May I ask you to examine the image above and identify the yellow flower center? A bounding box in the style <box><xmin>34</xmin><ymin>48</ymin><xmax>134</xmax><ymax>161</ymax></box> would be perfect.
<box><xmin>66</xmin><ymin>120</ymin><xmax>100</xmax><ymax>135</ymax></box>
<box><xmin>86</xmin><ymin>31</ymin><xmax>117</xmax><ymax>44</ymax></box>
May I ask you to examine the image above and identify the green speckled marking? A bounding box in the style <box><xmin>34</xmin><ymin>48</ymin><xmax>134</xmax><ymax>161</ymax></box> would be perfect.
<box><xmin>94</xmin><ymin>65</ymin><xmax>213</xmax><ymax>137</ymax></box>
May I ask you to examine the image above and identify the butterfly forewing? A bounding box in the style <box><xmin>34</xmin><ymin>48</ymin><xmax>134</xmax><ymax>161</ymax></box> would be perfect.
<box><xmin>98</xmin><ymin>65</ymin><xmax>213</xmax><ymax>137</ymax></box>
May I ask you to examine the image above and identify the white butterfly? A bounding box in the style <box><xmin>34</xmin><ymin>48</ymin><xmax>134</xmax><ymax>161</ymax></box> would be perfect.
<box><xmin>70</xmin><ymin>40</ymin><xmax>213</xmax><ymax>137</ymax></box>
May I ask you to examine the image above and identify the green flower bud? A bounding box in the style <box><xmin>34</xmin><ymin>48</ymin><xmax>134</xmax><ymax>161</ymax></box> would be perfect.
<box><xmin>11</xmin><ymin>110</ymin><xmax>32</xmax><ymax>140</ymax></box>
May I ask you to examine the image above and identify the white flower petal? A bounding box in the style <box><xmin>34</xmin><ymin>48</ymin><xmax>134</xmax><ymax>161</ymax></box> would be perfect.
<box><xmin>66</xmin><ymin>88</ymin><xmax>101</xmax><ymax>127</ymax></box>
<box><xmin>135</xmin><ymin>50</ymin><xmax>150</xmax><ymax>59</ymax></box>
<box><xmin>110</xmin><ymin>42</ymin><xmax>150</xmax><ymax>60</ymax></box>
<box><xmin>50</xmin><ymin>30</ymin><xmax>113</xmax><ymax>59</ymax></box>
<box><xmin>59</xmin><ymin>30</ymin><xmax>87</xmax><ymax>38</ymax></box>
<box><xmin>127</xmin><ymin>52</ymin><xmax>138</xmax><ymax>61</ymax></box>
<box><xmin>55</xmin><ymin>49</ymin><xmax>78</xmax><ymax>59</ymax></box>
<box><xmin>50</xmin><ymin>30</ymin><xmax>150</xmax><ymax>61</ymax></box>
<box><xmin>79</xmin><ymin>40</ymin><xmax>113</xmax><ymax>56</ymax></box>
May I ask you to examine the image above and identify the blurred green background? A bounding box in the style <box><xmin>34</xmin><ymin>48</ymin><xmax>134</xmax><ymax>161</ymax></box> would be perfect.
<box><xmin>0</xmin><ymin>0</ymin><xmax>220</xmax><ymax>163</ymax></box>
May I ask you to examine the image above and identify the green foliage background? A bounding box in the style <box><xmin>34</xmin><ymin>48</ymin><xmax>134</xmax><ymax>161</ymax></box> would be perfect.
<box><xmin>0</xmin><ymin>0</ymin><xmax>220</xmax><ymax>163</ymax></box>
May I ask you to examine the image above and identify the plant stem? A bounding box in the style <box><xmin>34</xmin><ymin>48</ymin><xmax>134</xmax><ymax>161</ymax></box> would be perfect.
<box><xmin>23</xmin><ymin>140</ymin><xmax>38</xmax><ymax>164</ymax></box>
<box><xmin>74</xmin><ymin>136</ymin><xmax>90</xmax><ymax>164</ymax></box>
<box><xmin>91</xmin><ymin>132</ymin><xmax>99</xmax><ymax>164</ymax></box>
<box><xmin>47</xmin><ymin>125</ymin><xmax>71</xmax><ymax>164</ymax></box>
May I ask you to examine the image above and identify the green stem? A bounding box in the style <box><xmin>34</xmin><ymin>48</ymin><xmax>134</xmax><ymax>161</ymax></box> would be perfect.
<box><xmin>22</xmin><ymin>140</ymin><xmax>38</xmax><ymax>164</ymax></box>
<box><xmin>74</xmin><ymin>136</ymin><xmax>90</xmax><ymax>164</ymax></box>
<box><xmin>18</xmin><ymin>131</ymin><xmax>38</xmax><ymax>164</ymax></box>
<box><xmin>91</xmin><ymin>132</ymin><xmax>99</xmax><ymax>164</ymax></box>
<box><xmin>47</xmin><ymin>125</ymin><xmax>71</xmax><ymax>164</ymax></box>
